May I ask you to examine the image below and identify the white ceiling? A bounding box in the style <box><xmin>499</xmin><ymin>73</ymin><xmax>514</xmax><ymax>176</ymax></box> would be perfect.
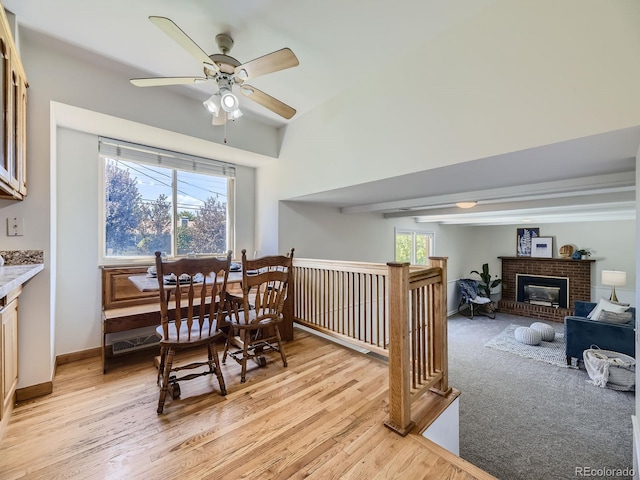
<box><xmin>289</xmin><ymin>127</ymin><xmax>639</xmax><ymax>225</ymax></box>
<box><xmin>2</xmin><ymin>0</ymin><xmax>497</xmax><ymax>127</ymax></box>
<box><xmin>3</xmin><ymin>0</ymin><xmax>639</xmax><ymax>225</ymax></box>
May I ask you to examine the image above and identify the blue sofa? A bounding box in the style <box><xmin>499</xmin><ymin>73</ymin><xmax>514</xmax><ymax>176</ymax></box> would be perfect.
<box><xmin>564</xmin><ymin>301</ymin><xmax>635</xmax><ymax>366</ymax></box>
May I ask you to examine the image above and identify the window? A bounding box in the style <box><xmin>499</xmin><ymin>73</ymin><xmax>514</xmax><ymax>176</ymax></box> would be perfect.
<box><xmin>394</xmin><ymin>229</ymin><xmax>434</xmax><ymax>265</ymax></box>
<box><xmin>99</xmin><ymin>138</ymin><xmax>235</xmax><ymax>261</ymax></box>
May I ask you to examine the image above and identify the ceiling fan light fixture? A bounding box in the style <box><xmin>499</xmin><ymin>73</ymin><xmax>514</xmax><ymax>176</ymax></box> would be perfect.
<box><xmin>203</xmin><ymin>94</ymin><xmax>220</xmax><ymax>115</ymax></box>
<box><xmin>132</xmin><ymin>18</ymin><xmax>300</xmax><ymax>123</ymax></box>
<box><xmin>220</xmin><ymin>88</ymin><xmax>240</xmax><ymax>112</ymax></box>
<box><xmin>227</xmin><ymin>108</ymin><xmax>243</xmax><ymax>120</ymax></box>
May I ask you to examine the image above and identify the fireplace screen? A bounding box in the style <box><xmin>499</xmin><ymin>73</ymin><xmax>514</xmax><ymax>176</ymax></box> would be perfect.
<box><xmin>524</xmin><ymin>285</ymin><xmax>560</xmax><ymax>307</ymax></box>
<box><xmin>516</xmin><ymin>274</ymin><xmax>569</xmax><ymax>309</ymax></box>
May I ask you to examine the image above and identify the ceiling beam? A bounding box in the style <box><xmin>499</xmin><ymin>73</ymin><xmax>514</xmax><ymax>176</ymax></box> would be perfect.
<box><xmin>350</xmin><ymin>172</ymin><xmax>635</xmax><ymax>216</ymax></box>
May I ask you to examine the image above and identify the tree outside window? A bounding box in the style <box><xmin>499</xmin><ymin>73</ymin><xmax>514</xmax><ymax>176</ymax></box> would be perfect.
<box><xmin>104</xmin><ymin>158</ymin><xmax>230</xmax><ymax>258</ymax></box>
<box><xmin>394</xmin><ymin>230</ymin><xmax>434</xmax><ymax>265</ymax></box>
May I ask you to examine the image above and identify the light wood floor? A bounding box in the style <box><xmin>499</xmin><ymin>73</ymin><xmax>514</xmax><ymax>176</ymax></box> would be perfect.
<box><xmin>0</xmin><ymin>329</ymin><xmax>493</xmax><ymax>479</ymax></box>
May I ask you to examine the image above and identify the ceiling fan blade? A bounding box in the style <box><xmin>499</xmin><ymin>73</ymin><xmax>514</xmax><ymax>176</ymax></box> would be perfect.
<box><xmin>234</xmin><ymin>48</ymin><xmax>299</xmax><ymax>82</ymax></box>
<box><xmin>240</xmin><ymin>85</ymin><xmax>296</xmax><ymax>119</ymax></box>
<box><xmin>130</xmin><ymin>77</ymin><xmax>208</xmax><ymax>87</ymax></box>
<box><xmin>211</xmin><ymin>112</ymin><xmax>227</xmax><ymax>126</ymax></box>
<box><xmin>148</xmin><ymin>16</ymin><xmax>219</xmax><ymax>72</ymax></box>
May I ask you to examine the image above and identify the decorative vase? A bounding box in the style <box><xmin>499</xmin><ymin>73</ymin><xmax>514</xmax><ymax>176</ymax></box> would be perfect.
<box><xmin>571</xmin><ymin>251</ymin><xmax>581</xmax><ymax>260</ymax></box>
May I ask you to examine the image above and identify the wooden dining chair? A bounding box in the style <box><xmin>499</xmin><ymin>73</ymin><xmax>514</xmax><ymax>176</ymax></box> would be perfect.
<box><xmin>154</xmin><ymin>250</ymin><xmax>232</xmax><ymax>414</ymax></box>
<box><xmin>222</xmin><ymin>248</ymin><xmax>294</xmax><ymax>383</ymax></box>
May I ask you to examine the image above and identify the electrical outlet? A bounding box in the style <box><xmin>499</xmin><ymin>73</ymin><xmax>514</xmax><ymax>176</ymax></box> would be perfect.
<box><xmin>7</xmin><ymin>217</ymin><xmax>23</xmax><ymax>236</ymax></box>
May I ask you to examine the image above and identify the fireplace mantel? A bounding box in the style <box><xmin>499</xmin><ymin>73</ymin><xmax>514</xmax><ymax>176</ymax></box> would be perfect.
<box><xmin>498</xmin><ymin>256</ymin><xmax>594</xmax><ymax>322</ymax></box>
<box><xmin>498</xmin><ymin>256</ymin><xmax>595</xmax><ymax>263</ymax></box>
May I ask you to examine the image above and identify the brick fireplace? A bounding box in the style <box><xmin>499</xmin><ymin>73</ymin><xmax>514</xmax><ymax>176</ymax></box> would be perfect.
<box><xmin>498</xmin><ymin>256</ymin><xmax>594</xmax><ymax>323</ymax></box>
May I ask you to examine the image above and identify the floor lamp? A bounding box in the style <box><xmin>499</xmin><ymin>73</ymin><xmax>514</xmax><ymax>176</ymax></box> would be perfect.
<box><xmin>601</xmin><ymin>270</ymin><xmax>626</xmax><ymax>303</ymax></box>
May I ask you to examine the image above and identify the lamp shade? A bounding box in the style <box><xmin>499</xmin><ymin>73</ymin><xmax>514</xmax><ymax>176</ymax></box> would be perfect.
<box><xmin>202</xmin><ymin>94</ymin><xmax>220</xmax><ymax>115</ymax></box>
<box><xmin>601</xmin><ymin>270</ymin><xmax>626</xmax><ymax>287</ymax></box>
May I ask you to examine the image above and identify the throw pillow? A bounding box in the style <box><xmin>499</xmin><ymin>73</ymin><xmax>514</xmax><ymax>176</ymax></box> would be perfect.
<box><xmin>608</xmin><ymin>300</ymin><xmax>630</xmax><ymax>307</ymax></box>
<box><xmin>597</xmin><ymin>311</ymin><xmax>633</xmax><ymax>324</ymax></box>
<box><xmin>587</xmin><ymin>298</ymin><xmax>630</xmax><ymax>320</ymax></box>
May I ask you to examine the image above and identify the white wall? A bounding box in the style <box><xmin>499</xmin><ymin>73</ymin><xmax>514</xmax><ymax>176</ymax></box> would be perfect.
<box><xmin>56</xmin><ymin>129</ymin><xmax>101</xmax><ymax>355</ymax></box>
<box><xmin>260</xmin><ymin>0</ymin><xmax>640</xmax><ymax>209</ymax></box>
<box><xmin>278</xmin><ymin>201</ymin><xmax>472</xmax><ymax>268</ymax></box>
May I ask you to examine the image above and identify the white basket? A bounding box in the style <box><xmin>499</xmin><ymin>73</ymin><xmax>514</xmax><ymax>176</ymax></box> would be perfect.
<box><xmin>583</xmin><ymin>348</ymin><xmax>635</xmax><ymax>391</ymax></box>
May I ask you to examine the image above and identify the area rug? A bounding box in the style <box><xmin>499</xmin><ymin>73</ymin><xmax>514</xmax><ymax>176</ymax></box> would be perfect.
<box><xmin>484</xmin><ymin>324</ymin><xmax>572</xmax><ymax>368</ymax></box>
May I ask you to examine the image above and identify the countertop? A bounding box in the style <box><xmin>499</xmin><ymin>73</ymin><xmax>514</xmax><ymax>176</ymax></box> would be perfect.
<box><xmin>0</xmin><ymin>264</ymin><xmax>44</xmax><ymax>298</ymax></box>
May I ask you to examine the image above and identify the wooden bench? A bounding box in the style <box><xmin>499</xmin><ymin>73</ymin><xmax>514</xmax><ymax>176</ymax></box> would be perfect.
<box><xmin>101</xmin><ymin>265</ymin><xmax>245</xmax><ymax>373</ymax></box>
<box><xmin>102</xmin><ymin>265</ymin><xmax>162</xmax><ymax>373</ymax></box>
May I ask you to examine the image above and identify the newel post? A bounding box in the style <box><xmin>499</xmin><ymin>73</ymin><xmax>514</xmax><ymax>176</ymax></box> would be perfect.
<box><xmin>282</xmin><ymin>266</ymin><xmax>296</xmax><ymax>341</ymax></box>
<box><xmin>429</xmin><ymin>256</ymin><xmax>451</xmax><ymax>396</ymax></box>
<box><xmin>384</xmin><ymin>262</ymin><xmax>414</xmax><ymax>436</ymax></box>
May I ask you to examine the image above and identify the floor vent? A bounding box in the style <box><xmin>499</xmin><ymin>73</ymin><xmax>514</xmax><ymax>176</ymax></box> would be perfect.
<box><xmin>112</xmin><ymin>334</ymin><xmax>160</xmax><ymax>355</ymax></box>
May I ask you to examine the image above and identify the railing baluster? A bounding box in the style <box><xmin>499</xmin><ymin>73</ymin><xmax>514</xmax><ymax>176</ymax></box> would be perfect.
<box><xmin>383</xmin><ymin>277</ymin><xmax>387</xmax><ymax>350</ymax></box>
<box><xmin>290</xmin><ymin>254</ymin><xmax>448</xmax><ymax>415</ymax></box>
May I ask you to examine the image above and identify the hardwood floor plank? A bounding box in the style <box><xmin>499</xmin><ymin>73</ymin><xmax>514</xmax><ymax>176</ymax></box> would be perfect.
<box><xmin>0</xmin><ymin>328</ymin><xmax>493</xmax><ymax>480</ymax></box>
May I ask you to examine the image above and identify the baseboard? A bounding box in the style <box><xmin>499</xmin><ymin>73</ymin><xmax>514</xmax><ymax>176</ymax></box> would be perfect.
<box><xmin>16</xmin><ymin>348</ymin><xmax>101</xmax><ymax>402</ymax></box>
<box><xmin>16</xmin><ymin>381</ymin><xmax>53</xmax><ymax>402</ymax></box>
<box><xmin>56</xmin><ymin>347</ymin><xmax>101</xmax><ymax>366</ymax></box>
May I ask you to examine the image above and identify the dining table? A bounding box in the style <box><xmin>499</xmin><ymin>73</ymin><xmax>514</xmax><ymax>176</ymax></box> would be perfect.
<box><xmin>128</xmin><ymin>270</ymin><xmax>244</xmax><ymax>292</ymax></box>
<box><xmin>127</xmin><ymin>269</ymin><xmax>270</xmax><ymax>368</ymax></box>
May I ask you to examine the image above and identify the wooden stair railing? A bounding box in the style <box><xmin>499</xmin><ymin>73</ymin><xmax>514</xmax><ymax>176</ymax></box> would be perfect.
<box><xmin>291</xmin><ymin>258</ymin><xmax>390</xmax><ymax>357</ymax></box>
<box><xmin>291</xmin><ymin>257</ymin><xmax>450</xmax><ymax>436</ymax></box>
<box><xmin>385</xmin><ymin>257</ymin><xmax>450</xmax><ymax>436</ymax></box>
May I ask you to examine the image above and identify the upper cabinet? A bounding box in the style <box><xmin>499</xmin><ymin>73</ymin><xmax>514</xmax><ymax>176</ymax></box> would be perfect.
<box><xmin>0</xmin><ymin>4</ymin><xmax>26</xmax><ymax>201</ymax></box>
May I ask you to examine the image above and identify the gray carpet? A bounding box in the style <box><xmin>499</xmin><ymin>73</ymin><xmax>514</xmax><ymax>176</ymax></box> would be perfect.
<box><xmin>448</xmin><ymin>312</ymin><xmax>635</xmax><ymax>480</ymax></box>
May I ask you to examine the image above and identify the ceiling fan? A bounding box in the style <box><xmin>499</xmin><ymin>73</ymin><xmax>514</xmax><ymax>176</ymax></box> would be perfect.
<box><xmin>130</xmin><ymin>16</ymin><xmax>299</xmax><ymax>125</ymax></box>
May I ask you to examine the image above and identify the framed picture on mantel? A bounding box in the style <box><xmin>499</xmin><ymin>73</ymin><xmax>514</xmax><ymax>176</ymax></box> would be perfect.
<box><xmin>516</xmin><ymin>227</ymin><xmax>540</xmax><ymax>257</ymax></box>
<box><xmin>531</xmin><ymin>237</ymin><xmax>553</xmax><ymax>258</ymax></box>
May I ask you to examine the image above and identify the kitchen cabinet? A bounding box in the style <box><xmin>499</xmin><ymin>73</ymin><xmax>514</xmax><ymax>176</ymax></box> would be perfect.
<box><xmin>0</xmin><ymin>264</ymin><xmax>44</xmax><ymax>441</ymax></box>
<box><xmin>0</xmin><ymin>286</ymin><xmax>19</xmax><ymax>421</ymax></box>
<box><xmin>0</xmin><ymin>3</ymin><xmax>27</xmax><ymax>200</ymax></box>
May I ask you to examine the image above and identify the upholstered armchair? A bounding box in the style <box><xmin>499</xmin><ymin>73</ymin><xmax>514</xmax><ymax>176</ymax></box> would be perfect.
<box><xmin>564</xmin><ymin>300</ymin><xmax>635</xmax><ymax>366</ymax></box>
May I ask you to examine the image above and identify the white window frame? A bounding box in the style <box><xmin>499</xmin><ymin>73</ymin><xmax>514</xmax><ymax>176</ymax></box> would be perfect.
<box><xmin>98</xmin><ymin>138</ymin><xmax>236</xmax><ymax>265</ymax></box>
<box><xmin>394</xmin><ymin>228</ymin><xmax>435</xmax><ymax>265</ymax></box>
